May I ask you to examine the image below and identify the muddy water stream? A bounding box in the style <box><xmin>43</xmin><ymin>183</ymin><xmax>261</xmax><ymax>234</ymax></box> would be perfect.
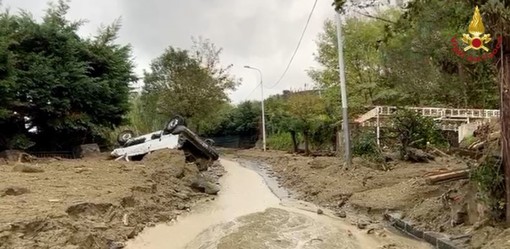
<box><xmin>125</xmin><ymin>159</ymin><xmax>432</xmax><ymax>249</ymax></box>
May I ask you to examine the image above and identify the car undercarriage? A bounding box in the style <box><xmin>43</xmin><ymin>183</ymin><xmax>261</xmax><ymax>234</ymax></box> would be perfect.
<box><xmin>111</xmin><ymin>115</ymin><xmax>219</xmax><ymax>171</ymax></box>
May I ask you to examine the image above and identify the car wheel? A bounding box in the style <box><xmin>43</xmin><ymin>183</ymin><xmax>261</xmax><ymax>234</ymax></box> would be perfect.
<box><xmin>117</xmin><ymin>130</ymin><xmax>135</xmax><ymax>146</ymax></box>
<box><xmin>205</xmin><ymin>138</ymin><xmax>215</xmax><ymax>146</ymax></box>
<box><xmin>164</xmin><ymin>115</ymin><xmax>186</xmax><ymax>133</ymax></box>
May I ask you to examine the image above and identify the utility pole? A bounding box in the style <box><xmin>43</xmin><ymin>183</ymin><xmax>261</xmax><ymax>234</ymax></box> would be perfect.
<box><xmin>501</xmin><ymin>36</ymin><xmax>510</xmax><ymax>224</ymax></box>
<box><xmin>260</xmin><ymin>76</ymin><xmax>267</xmax><ymax>152</ymax></box>
<box><xmin>335</xmin><ymin>10</ymin><xmax>352</xmax><ymax>168</ymax></box>
<box><xmin>244</xmin><ymin>65</ymin><xmax>267</xmax><ymax>151</ymax></box>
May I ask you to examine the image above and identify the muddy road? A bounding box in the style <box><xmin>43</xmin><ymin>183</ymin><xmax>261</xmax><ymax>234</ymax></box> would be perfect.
<box><xmin>126</xmin><ymin>159</ymin><xmax>432</xmax><ymax>249</ymax></box>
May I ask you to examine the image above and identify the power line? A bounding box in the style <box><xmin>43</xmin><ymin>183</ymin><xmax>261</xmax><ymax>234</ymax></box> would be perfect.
<box><xmin>241</xmin><ymin>0</ymin><xmax>318</xmax><ymax>98</ymax></box>
<box><xmin>267</xmin><ymin>0</ymin><xmax>318</xmax><ymax>89</ymax></box>
<box><xmin>240</xmin><ymin>83</ymin><xmax>260</xmax><ymax>101</ymax></box>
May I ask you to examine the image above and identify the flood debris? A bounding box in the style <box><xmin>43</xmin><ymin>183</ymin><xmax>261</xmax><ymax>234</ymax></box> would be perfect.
<box><xmin>0</xmin><ymin>150</ymin><xmax>224</xmax><ymax>249</ymax></box>
<box><xmin>335</xmin><ymin>211</ymin><xmax>347</xmax><ymax>218</ymax></box>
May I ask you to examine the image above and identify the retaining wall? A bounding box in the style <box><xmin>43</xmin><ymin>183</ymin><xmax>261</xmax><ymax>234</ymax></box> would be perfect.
<box><xmin>385</xmin><ymin>213</ymin><xmax>460</xmax><ymax>249</ymax></box>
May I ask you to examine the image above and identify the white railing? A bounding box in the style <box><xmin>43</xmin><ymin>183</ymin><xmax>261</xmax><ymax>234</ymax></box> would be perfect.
<box><xmin>374</xmin><ymin>106</ymin><xmax>500</xmax><ymax>119</ymax></box>
<box><xmin>356</xmin><ymin>106</ymin><xmax>500</xmax><ymax>123</ymax></box>
<box><xmin>355</xmin><ymin>106</ymin><xmax>499</xmax><ymax>132</ymax></box>
<box><xmin>359</xmin><ymin>120</ymin><xmax>460</xmax><ymax>131</ymax></box>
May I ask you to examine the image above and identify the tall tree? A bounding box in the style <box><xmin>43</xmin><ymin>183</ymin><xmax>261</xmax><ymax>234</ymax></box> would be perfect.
<box><xmin>480</xmin><ymin>0</ymin><xmax>510</xmax><ymax>224</ymax></box>
<box><xmin>308</xmin><ymin>10</ymin><xmax>400</xmax><ymax>118</ymax></box>
<box><xmin>200</xmin><ymin>101</ymin><xmax>261</xmax><ymax>137</ymax></box>
<box><xmin>382</xmin><ymin>0</ymin><xmax>498</xmax><ymax>108</ymax></box>
<box><xmin>285</xmin><ymin>92</ymin><xmax>327</xmax><ymax>155</ymax></box>
<box><xmin>0</xmin><ymin>0</ymin><xmax>136</xmax><ymax>150</ymax></box>
<box><xmin>142</xmin><ymin>39</ymin><xmax>240</xmax><ymax>132</ymax></box>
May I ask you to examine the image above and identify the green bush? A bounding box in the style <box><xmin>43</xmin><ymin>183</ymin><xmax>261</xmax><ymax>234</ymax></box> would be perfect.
<box><xmin>8</xmin><ymin>134</ymin><xmax>36</xmax><ymax>150</ymax></box>
<box><xmin>310</xmin><ymin>117</ymin><xmax>336</xmax><ymax>151</ymax></box>
<box><xmin>392</xmin><ymin>108</ymin><xmax>447</xmax><ymax>158</ymax></box>
<box><xmin>352</xmin><ymin>130</ymin><xmax>384</xmax><ymax>163</ymax></box>
<box><xmin>267</xmin><ymin>133</ymin><xmax>301</xmax><ymax>151</ymax></box>
<box><xmin>470</xmin><ymin>155</ymin><xmax>505</xmax><ymax>220</ymax></box>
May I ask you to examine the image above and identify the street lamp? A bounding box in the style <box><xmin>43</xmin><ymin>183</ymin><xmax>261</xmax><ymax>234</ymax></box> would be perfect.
<box><xmin>244</xmin><ymin>65</ymin><xmax>267</xmax><ymax>152</ymax></box>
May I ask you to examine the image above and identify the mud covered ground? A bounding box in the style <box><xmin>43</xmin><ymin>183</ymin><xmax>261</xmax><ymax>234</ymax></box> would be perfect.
<box><xmin>0</xmin><ymin>150</ymin><xmax>224</xmax><ymax>249</ymax></box>
<box><xmin>227</xmin><ymin>149</ymin><xmax>510</xmax><ymax>249</ymax></box>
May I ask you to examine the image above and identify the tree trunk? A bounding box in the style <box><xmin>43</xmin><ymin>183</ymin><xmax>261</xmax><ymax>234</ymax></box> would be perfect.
<box><xmin>425</xmin><ymin>169</ymin><xmax>470</xmax><ymax>185</ymax></box>
<box><xmin>304</xmin><ymin>131</ymin><xmax>310</xmax><ymax>156</ymax></box>
<box><xmin>332</xmin><ymin>130</ymin><xmax>337</xmax><ymax>152</ymax></box>
<box><xmin>458</xmin><ymin>62</ymin><xmax>469</xmax><ymax>108</ymax></box>
<box><xmin>290</xmin><ymin>131</ymin><xmax>298</xmax><ymax>153</ymax></box>
<box><xmin>501</xmin><ymin>37</ymin><xmax>510</xmax><ymax>225</ymax></box>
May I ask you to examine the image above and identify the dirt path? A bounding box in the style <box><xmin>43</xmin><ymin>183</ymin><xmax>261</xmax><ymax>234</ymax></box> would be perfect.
<box><xmin>4</xmin><ymin>147</ymin><xmax>507</xmax><ymax>248</ymax></box>
<box><xmin>126</xmin><ymin>159</ymin><xmax>432</xmax><ymax>249</ymax></box>
<box><xmin>0</xmin><ymin>150</ymin><xmax>223</xmax><ymax>249</ymax></box>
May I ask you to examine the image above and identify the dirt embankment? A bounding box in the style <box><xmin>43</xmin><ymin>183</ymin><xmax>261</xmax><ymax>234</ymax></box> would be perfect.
<box><xmin>229</xmin><ymin>149</ymin><xmax>510</xmax><ymax>249</ymax></box>
<box><xmin>0</xmin><ymin>150</ymin><xmax>224</xmax><ymax>249</ymax></box>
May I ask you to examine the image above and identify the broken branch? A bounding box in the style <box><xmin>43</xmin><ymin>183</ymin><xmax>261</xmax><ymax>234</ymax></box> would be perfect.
<box><xmin>425</xmin><ymin>169</ymin><xmax>470</xmax><ymax>185</ymax></box>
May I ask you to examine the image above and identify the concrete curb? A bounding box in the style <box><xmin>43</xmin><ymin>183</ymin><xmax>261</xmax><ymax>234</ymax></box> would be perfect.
<box><xmin>384</xmin><ymin>213</ymin><xmax>460</xmax><ymax>249</ymax></box>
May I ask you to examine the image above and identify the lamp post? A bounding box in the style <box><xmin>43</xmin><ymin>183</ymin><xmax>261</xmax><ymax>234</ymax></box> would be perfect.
<box><xmin>244</xmin><ymin>65</ymin><xmax>267</xmax><ymax>151</ymax></box>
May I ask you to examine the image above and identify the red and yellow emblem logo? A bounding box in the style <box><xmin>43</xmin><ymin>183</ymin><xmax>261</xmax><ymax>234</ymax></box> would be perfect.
<box><xmin>461</xmin><ymin>6</ymin><xmax>491</xmax><ymax>52</ymax></box>
<box><xmin>451</xmin><ymin>6</ymin><xmax>502</xmax><ymax>62</ymax></box>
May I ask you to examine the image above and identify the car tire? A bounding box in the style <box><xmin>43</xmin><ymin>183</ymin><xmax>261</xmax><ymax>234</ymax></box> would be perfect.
<box><xmin>164</xmin><ymin>115</ymin><xmax>186</xmax><ymax>134</ymax></box>
<box><xmin>205</xmin><ymin>139</ymin><xmax>215</xmax><ymax>146</ymax></box>
<box><xmin>117</xmin><ymin>130</ymin><xmax>135</xmax><ymax>146</ymax></box>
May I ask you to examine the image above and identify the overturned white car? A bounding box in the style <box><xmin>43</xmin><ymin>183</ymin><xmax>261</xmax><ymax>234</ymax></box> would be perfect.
<box><xmin>110</xmin><ymin>116</ymin><xmax>219</xmax><ymax>171</ymax></box>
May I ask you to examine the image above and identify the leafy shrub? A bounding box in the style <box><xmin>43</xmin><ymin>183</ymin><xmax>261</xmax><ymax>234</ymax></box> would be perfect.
<box><xmin>470</xmin><ymin>155</ymin><xmax>505</xmax><ymax>220</ymax></box>
<box><xmin>351</xmin><ymin>130</ymin><xmax>384</xmax><ymax>162</ymax></box>
<box><xmin>8</xmin><ymin>134</ymin><xmax>36</xmax><ymax>150</ymax></box>
<box><xmin>310</xmin><ymin>117</ymin><xmax>336</xmax><ymax>151</ymax></box>
<box><xmin>392</xmin><ymin>108</ymin><xmax>447</xmax><ymax>158</ymax></box>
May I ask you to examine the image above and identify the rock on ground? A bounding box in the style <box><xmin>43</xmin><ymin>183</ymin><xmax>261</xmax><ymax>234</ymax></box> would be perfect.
<box><xmin>1</xmin><ymin>186</ymin><xmax>29</xmax><ymax>197</ymax></box>
<box><xmin>191</xmin><ymin>176</ymin><xmax>221</xmax><ymax>195</ymax></box>
<box><xmin>12</xmin><ymin>163</ymin><xmax>44</xmax><ymax>173</ymax></box>
<box><xmin>73</xmin><ymin>143</ymin><xmax>101</xmax><ymax>158</ymax></box>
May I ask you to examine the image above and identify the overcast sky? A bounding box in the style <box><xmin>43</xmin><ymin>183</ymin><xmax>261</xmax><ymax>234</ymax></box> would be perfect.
<box><xmin>2</xmin><ymin>0</ymin><xmax>337</xmax><ymax>104</ymax></box>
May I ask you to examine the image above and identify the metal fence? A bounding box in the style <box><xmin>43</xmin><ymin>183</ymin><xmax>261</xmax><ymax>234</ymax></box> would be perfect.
<box><xmin>28</xmin><ymin>151</ymin><xmax>77</xmax><ymax>159</ymax></box>
<box><xmin>205</xmin><ymin>135</ymin><xmax>257</xmax><ymax>149</ymax></box>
